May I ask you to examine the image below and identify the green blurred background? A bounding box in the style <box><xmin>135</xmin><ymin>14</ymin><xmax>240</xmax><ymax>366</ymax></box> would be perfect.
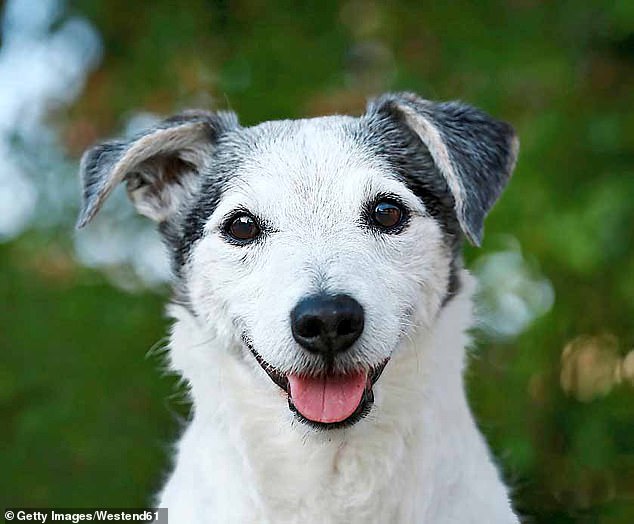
<box><xmin>1</xmin><ymin>0</ymin><xmax>633</xmax><ymax>522</ymax></box>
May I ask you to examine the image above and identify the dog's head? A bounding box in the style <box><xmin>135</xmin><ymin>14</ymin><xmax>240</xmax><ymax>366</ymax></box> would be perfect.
<box><xmin>77</xmin><ymin>93</ymin><xmax>518</xmax><ymax>429</ymax></box>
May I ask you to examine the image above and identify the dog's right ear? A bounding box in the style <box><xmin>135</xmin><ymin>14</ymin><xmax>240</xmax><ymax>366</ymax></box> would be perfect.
<box><xmin>76</xmin><ymin>110</ymin><xmax>239</xmax><ymax>228</ymax></box>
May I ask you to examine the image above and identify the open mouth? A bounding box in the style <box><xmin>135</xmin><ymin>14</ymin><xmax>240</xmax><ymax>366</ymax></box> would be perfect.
<box><xmin>244</xmin><ymin>339</ymin><xmax>389</xmax><ymax>429</ymax></box>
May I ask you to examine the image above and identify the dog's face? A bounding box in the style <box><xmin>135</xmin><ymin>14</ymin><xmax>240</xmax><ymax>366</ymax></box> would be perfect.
<box><xmin>78</xmin><ymin>93</ymin><xmax>518</xmax><ymax>429</ymax></box>
<box><xmin>186</xmin><ymin>117</ymin><xmax>454</xmax><ymax>427</ymax></box>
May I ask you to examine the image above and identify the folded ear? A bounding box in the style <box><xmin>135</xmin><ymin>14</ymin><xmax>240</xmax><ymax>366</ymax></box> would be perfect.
<box><xmin>76</xmin><ymin>110</ymin><xmax>239</xmax><ymax>228</ymax></box>
<box><xmin>367</xmin><ymin>93</ymin><xmax>519</xmax><ymax>246</ymax></box>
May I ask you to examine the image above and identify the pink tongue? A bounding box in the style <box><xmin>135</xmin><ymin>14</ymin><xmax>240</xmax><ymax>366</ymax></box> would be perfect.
<box><xmin>287</xmin><ymin>371</ymin><xmax>368</xmax><ymax>424</ymax></box>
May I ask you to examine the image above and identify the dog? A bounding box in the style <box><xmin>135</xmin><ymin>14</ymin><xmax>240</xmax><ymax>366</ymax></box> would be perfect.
<box><xmin>77</xmin><ymin>92</ymin><xmax>520</xmax><ymax>523</ymax></box>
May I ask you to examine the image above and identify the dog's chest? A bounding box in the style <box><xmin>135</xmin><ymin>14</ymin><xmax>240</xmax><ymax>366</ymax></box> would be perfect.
<box><xmin>218</xmin><ymin>424</ymin><xmax>428</xmax><ymax>523</ymax></box>
<box><xmin>251</xmin><ymin>433</ymin><xmax>423</xmax><ymax>522</ymax></box>
<box><xmin>161</xmin><ymin>415</ymin><xmax>428</xmax><ymax>523</ymax></box>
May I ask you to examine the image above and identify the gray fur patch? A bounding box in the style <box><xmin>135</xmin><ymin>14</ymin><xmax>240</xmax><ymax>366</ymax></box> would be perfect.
<box><xmin>353</xmin><ymin>107</ymin><xmax>464</xmax><ymax>301</ymax></box>
<box><xmin>366</xmin><ymin>92</ymin><xmax>519</xmax><ymax>246</ymax></box>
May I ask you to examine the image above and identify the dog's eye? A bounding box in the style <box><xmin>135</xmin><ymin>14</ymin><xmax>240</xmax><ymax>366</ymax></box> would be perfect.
<box><xmin>371</xmin><ymin>200</ymin><xmax>405</xmax><ymax>230</ymax></box>
<box><xmin>226</xmin><ymin>214</ymin><xmax>260</xmax><ymax>242</ymax></box>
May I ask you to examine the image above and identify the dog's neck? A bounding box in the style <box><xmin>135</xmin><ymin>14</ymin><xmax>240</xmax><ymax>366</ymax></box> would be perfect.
<box><xmin>161</xmin><ymin>271</ymin><xmax>516</xmax><ymax>522</ymax></box>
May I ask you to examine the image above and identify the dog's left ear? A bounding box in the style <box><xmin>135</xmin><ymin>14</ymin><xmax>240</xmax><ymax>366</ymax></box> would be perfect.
<box><xmin>76</xmin><ymin>110</ymin><xmax>239</xmax><ymax>228</ymax></box>
<box><xmin>367</xmin><ymin>92</ymin><xmax>519</xmax><ymax>246</ymax></box>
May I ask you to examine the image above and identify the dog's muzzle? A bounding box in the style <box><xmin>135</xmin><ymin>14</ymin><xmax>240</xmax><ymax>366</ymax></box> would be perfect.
<box><xmin>244</xmin><ymin>293</ymin><xmax>389</xmax><ymax>429</ymax></box>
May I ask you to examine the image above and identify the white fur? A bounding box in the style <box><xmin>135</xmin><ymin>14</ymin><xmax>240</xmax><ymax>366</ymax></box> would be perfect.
<box><xmin>160</xmin><ymin>273</ymin><xmax>516</xmax><ymax>523</ymax></box>
<box><xmin>154</xmin><ymin>120</ymin><xmax>519</xmax><ymax>523</ymax></box>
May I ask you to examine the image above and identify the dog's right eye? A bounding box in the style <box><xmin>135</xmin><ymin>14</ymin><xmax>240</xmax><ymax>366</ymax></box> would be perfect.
<box><xmin>225</xmin><ymin>213</ymin><xmax>260</xmax><ymax>243</ymax></box>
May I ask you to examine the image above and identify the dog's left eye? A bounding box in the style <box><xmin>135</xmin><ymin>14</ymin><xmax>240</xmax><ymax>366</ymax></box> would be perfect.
<box><xmin>371</xmin><ymin>200</ymin><xmax>405</xmax><ymax>230</ymax></box>
<box><xmin>225</xmin><ymin>213</ymin><xmax>260</xmax><ymax>242</ymax></box>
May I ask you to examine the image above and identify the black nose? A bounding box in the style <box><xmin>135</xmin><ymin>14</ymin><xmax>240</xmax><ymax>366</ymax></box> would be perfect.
<box><xmin>291</xmin><ymin>294</ymin><xmax>364</xmax><ymax>356</ymax></box>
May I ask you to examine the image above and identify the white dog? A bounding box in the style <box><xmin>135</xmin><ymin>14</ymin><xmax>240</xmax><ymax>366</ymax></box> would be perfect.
<box><xmin>78</xmin><ymin>92</ymin><xmax>520</xmax><ymax>523</ymax></box>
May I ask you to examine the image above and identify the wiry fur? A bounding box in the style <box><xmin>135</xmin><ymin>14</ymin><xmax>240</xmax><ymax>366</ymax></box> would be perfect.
<box><xmin>77</xmin><ymin>92</ymin><xmax>520</xmax><ymax>523</ymax></box>
<box><xmin>161</xmin><ymin>272</ymin><xmax>516</xmax><ymax>523</ymax></box>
